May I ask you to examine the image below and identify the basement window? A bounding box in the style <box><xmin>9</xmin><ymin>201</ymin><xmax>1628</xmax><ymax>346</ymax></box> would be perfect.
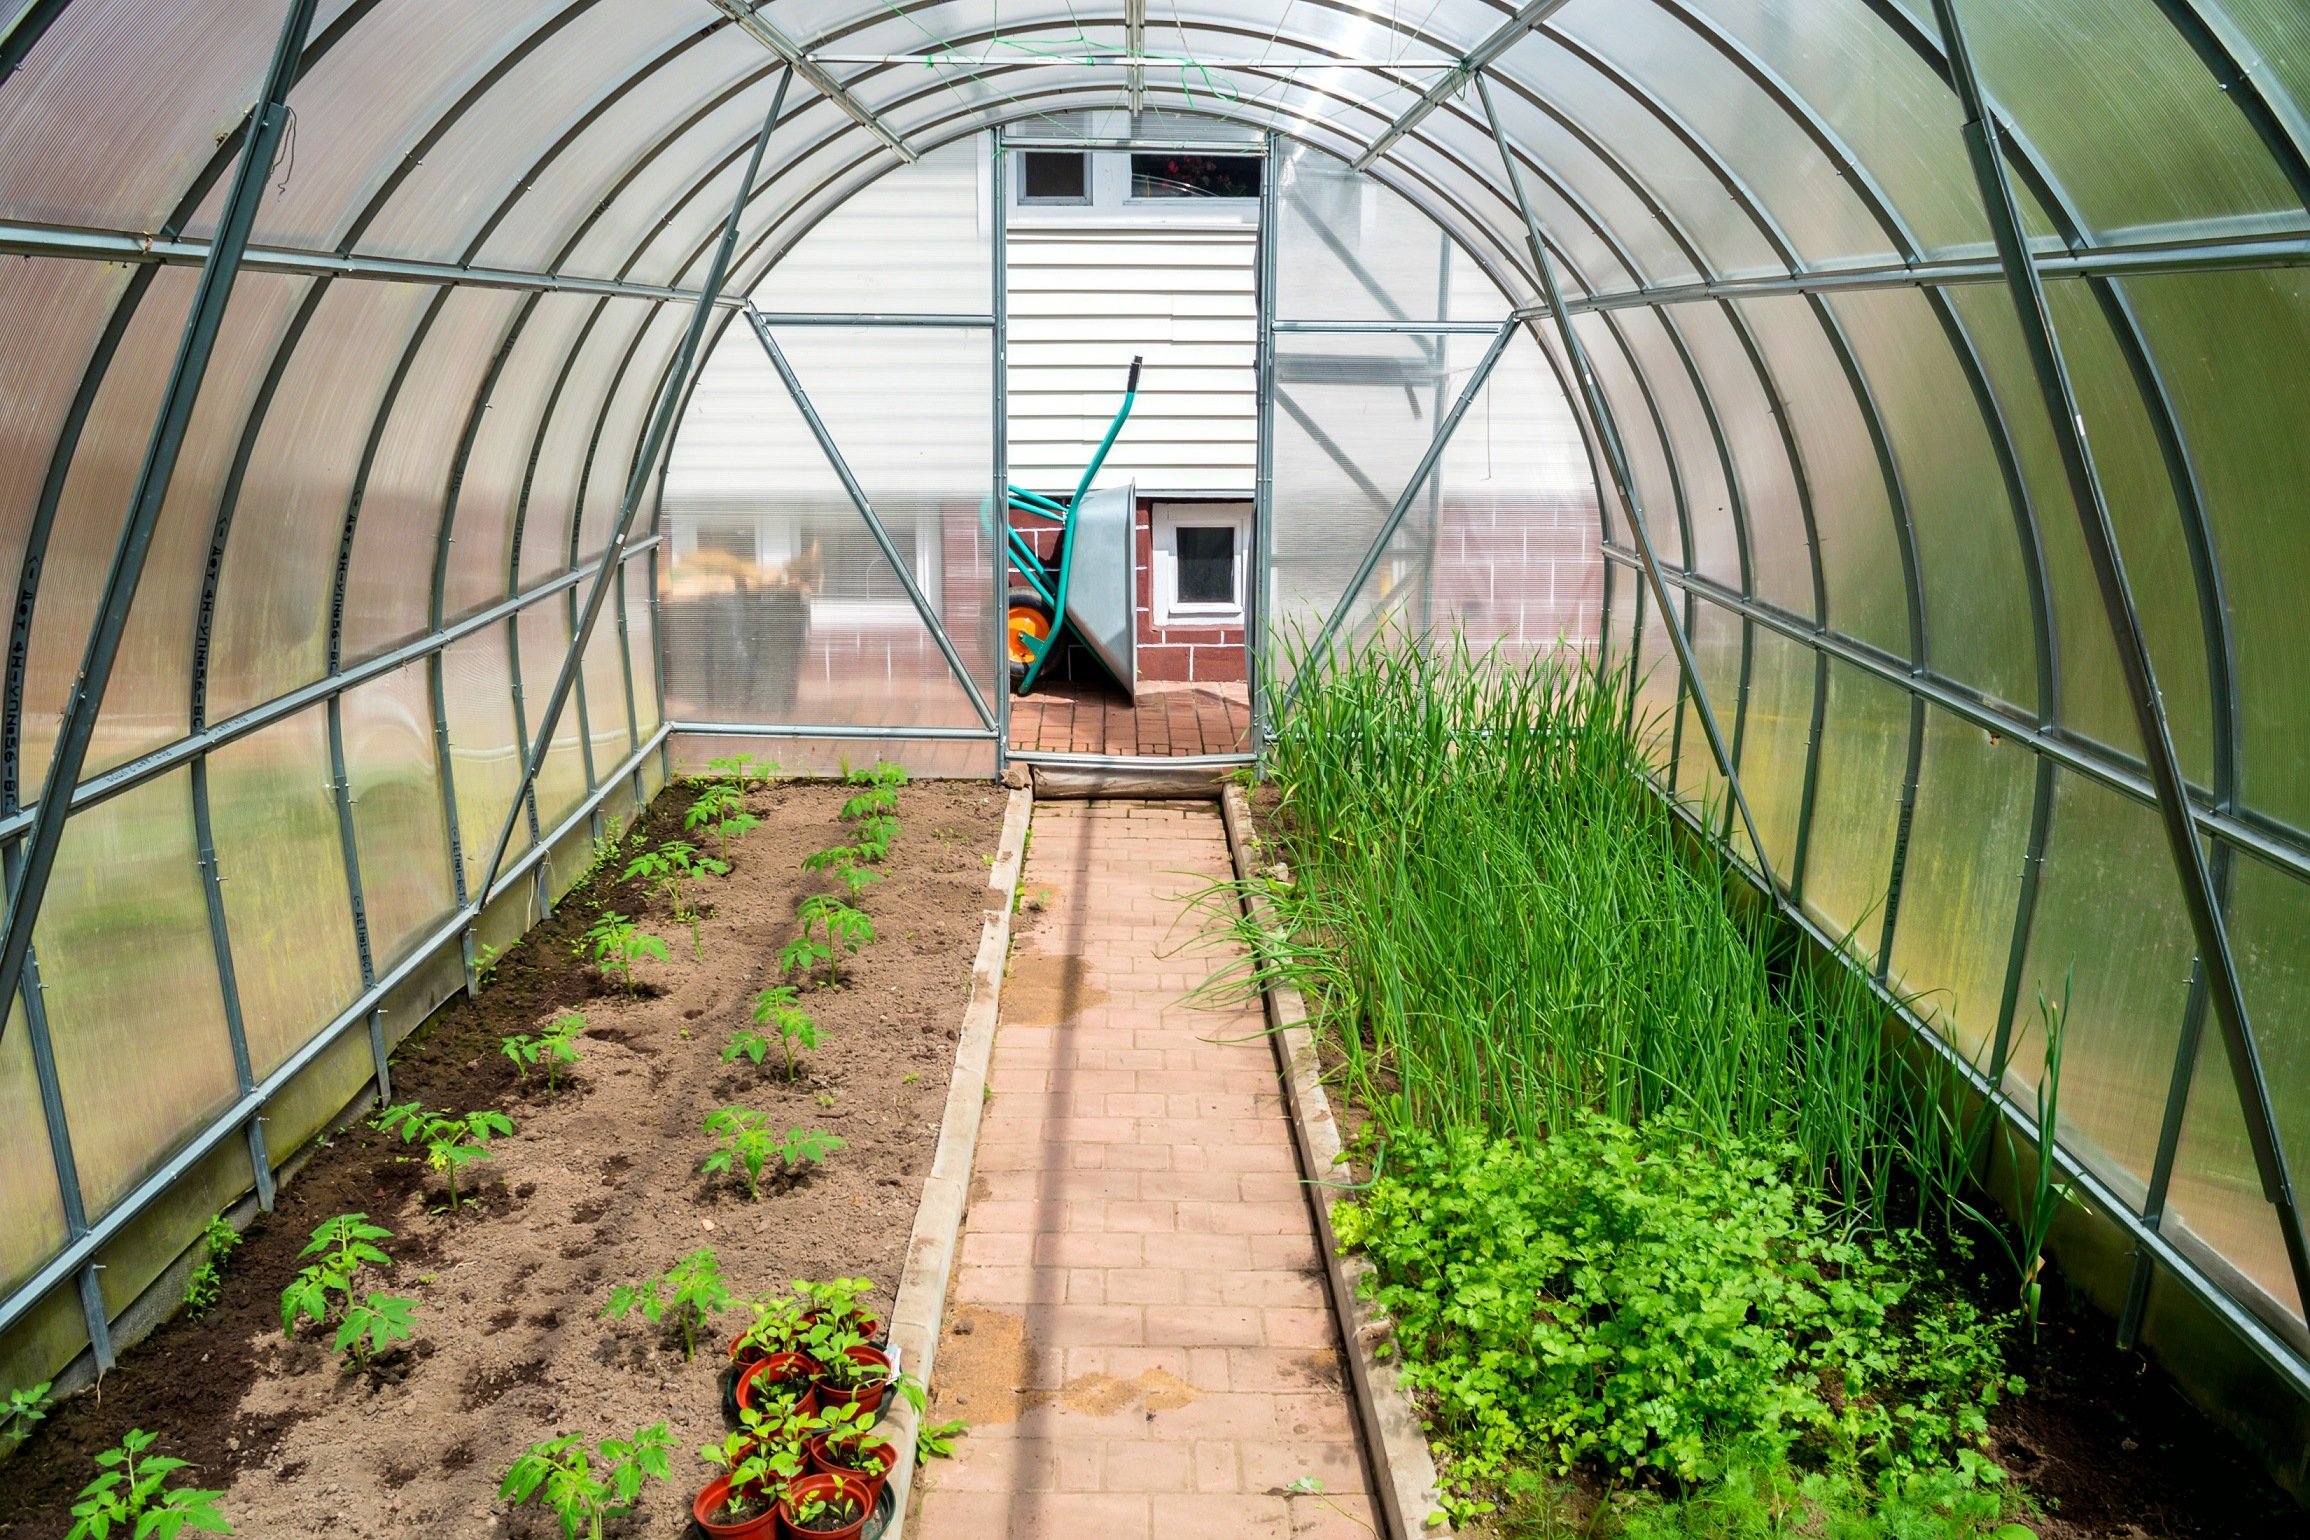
<box><xmin>1130</xmin><ymin>152</ymin><xmax>1261</xmax><ymax>200</ymax></box>
<box><xmin>1019</xmin><ymin>150</ymin><xmax>1090</xmax><ymax>204</ymax></box>
<box><xmin>1153</xmin><ymin>503</ymin><xmax>1251</xmax><ymax>627</ymax></box>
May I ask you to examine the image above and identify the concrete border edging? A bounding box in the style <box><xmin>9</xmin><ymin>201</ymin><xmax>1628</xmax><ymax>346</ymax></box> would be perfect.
<box><xmin>876</xmin><ymin>784</ymin><xmax>1033</xmax><ymax>1538</ymax></box>
<box><xmin>1219</xmin><ymin>784</ymin><xmax>1455</xmax><ymax>1539</ymax></box>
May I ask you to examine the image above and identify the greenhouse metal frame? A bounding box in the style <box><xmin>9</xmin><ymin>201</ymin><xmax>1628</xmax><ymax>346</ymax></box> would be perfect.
<box><xmin>2</xmin><ymin>0</ymin><xmax>2309</xmax><ymax>1467</ymax></box>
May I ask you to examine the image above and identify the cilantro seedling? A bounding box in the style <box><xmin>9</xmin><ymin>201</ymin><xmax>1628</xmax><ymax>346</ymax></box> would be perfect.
<box><xmin>603</xmin><ymin>1247</ymin><xmax>732</xmax><ymax>1361</ymax></box>
<box><xmin>3</xmin><ymin>1380</ymin><xmax>50</xmax><ymax>1444</ymax></box>
<box><xmin>182</xmin><ymin>1213</ymin><xmax>239</xmax><ymax>1321</ymax></box>
<box><xmin>499</xmin><ymin>1424</ymin><xmax>672</xmax><ymax>1540</ymax></box>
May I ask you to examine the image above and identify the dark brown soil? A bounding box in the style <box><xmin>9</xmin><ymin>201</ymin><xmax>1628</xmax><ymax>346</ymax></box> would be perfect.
<box><xmin>0</xmin><ymin>776</ymin><xmax>1006</xmax><ymax>1538</ymax></box>
<box><xmin>1246</xmin><ymin>789</ymin><xmax>2308</xmax><ymax>1540</ymax></box>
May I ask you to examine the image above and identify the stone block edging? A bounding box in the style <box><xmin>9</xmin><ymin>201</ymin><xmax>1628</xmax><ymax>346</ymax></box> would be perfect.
<box><xmin>1218</xmin><ymin>784</ymin><xmax>1456</xmax><ymax>1539</ymax></box>
<box><xmin>876</xmin><ymin>784</ymin><xmax>1033</xmax><ymax>1538</ymax></box>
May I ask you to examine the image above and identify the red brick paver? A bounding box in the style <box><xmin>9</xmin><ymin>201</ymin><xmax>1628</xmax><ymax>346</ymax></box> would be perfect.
<box><xmin>915</xmin><ymin>801</ymin><xmax>1373</xmax><ymax>1538</ymax></box>
<box><xmin>1008</xmin><ymin>680</ymin><xmax>1253</xmax><ymax>758</ymax></box>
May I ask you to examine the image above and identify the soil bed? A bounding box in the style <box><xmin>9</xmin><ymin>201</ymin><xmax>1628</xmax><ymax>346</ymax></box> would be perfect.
<box><xmin>1246</xmin><ymin>788</ymin><xmax>2307</xmax><ymax>1540</ymax></box>
<box><xmin>1</xmin><ymin>776</ymin><xmax>1006</xmax><ymax>1539</ymax></box>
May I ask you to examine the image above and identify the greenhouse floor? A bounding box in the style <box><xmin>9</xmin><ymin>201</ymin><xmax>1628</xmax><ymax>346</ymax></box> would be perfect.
<box><xmin>1009</xmin><ymin>679</ymin><xmax>1252</xmax><ymax>757</ymax></box>
<box><xmin>915</xmin><ymin>800</ymin><xmax>1374</xmax><ymax>1538</ymax></box>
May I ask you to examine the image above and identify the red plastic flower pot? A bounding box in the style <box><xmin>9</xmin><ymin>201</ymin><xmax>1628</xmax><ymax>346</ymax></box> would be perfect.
<box><xmin>811</xmin><ymin>1345</ymin><xmax>893</xmax><ymax>1417</ymax></box>
<box><xmin>737</xmin><ymin>1352</ymin><xmax>822</xmax><ymax>1419</ymax></box>
<box><xmin>804</xmin><ymin>1434</ymin><xmax>895</xmax><ymax>1508</ymax></box>
<box><xmin>693</xmin><ymin>1476</ymin><xmax>781</xmax><ymax>1540</ymax></box>
<box><xmin>778</xmin><ymin>1471</ymin><xmax>872</xmax><ymax>1539</ymax></box>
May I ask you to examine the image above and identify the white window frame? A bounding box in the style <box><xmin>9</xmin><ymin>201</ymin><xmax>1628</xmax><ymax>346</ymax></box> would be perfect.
<box><xmin>1151</xmin><ymin>502</ymin><xmax>1251</xmax><ymax>628</ymax></box>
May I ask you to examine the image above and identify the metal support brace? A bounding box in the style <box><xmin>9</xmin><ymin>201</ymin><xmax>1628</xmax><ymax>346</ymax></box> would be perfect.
<box><xmin>1476</xmin><ymin>72</ymin><xmax>1777</xmax><ymax>889</ymax></box>
<box><xmin>1929</xmin><ymin>0</ymin><xmax>2310</xmax><ymax>1314</ymax></box>
<box><xmin>1250</xmin><ymin>132</ymin><xmax>1281</xmax><ymax>753</ymax></box>
<box><xmin>475</xmin><ymin>71</ymin><xmax>792</xmax><ymax>904</ymax></box>
<box><xmin>744</xmin><ymin>307</ymin><xmax>998</xmax><ymax>733</ymax></box>
<box><xmin>708</xmin><ymin>0</ymin><xmax>917</xmax><ymax>163</ymax></box>
<box><xmin>0</xmin><ymin>0</ymin><xmax>320</xmax><ymax>1048</ymax></box>
<box><xmin>1286</xmin><ymin>319</ymin><xmax>1516</xmax><ymax>697</ymax></box>
<box><xmin>991</xmin><ymin>130</ymin><xmax>1013</xmax><ymax>771</ymax></box>
<box><xmin>190</xmin><ymin>760</ymin><xmax>274</xmax><ymax>1210</ymax></box>
<box><xmin>1351</xmin><ymin>0</ymin><xmax>1575</xmax><ymax>172</ymax></box>
<box><xmin>1123</xmin><ymin>0</ymin><xmax>1146</xmax><ymax>116</ymax></box>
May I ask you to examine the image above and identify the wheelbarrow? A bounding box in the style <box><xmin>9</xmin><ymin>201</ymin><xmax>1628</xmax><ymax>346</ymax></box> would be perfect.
<box><xmin>1005</xmin><ymin>356</ymin><xmax>1142</xmax><ymax>699</ymax></box>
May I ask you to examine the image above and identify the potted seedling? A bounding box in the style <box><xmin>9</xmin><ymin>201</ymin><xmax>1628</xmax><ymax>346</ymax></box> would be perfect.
<box><xmin>806</xmin><ymin>1323</ymin><xmax>896</xmax><ymax>1418</ymax></box>
<box><xmin>729</xmin><ymin>1291</ymin><xmax>811</xmax><ymax>1368</ymax></box>
<box><xmin>602</xmin><ymin>1246</ymin><xmax>732</xmax><ymax>1362</ymax></box>
<box><xmin>779</xmin><ymin>1469</ymin><xmax>873</xmax><ymax>1540</ymax></box>
<box><xmin>580</xmin><ymin>910</ymin><xmax>667</xmax><ymax>994</ymax></box>
<box><xmin>64</xmin><ymin>1429</ymin><xmax>227</xmax><ymax>1540</ymax></box>
<box><xmin>498</xmin><ymin>1424</ymin><xmax>672</xmax><ymax>1540</ymax></box>
<box><xmin>373</xmin><ymin>1101</ymin><xmax>515</xmax><ymax>1213</ymax></box>
<box><xmin>735</xmin><ymin>1353</ymin><xmax>822</xmax><ymax>1421</ymax></box>
<box><xmin>794</xmin><ymin>1277</ymin><xmax>881</xmax><ymax>1344</ymax></box>
<box><xmin>700</xmin><ymin>1108</ymin><xmax>842</xmax><ymax>1202</ymax></box>
<box><xmin>804</xmin><ymin>1402</ymin><xmax>897</xmax><ymax>1506</ymax></box>
<box><xmin>691</xmin><ymin>1436</ymin><xmax>801</xmax><ymax>1540</ymax></box>
<box><xmin>502</xmin><ymin>1011</ymin><xmax>585</xmax><ymax>1092</ymax></box>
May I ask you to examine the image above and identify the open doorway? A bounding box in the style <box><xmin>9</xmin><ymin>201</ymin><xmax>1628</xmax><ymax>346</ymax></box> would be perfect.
<box><xmin>1001</xmin><ymin>136</ymin><xmax>1260</xmax><ymax>760</ymax></box>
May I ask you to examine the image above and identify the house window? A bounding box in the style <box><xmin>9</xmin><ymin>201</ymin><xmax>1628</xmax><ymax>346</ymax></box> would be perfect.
<box><xmin>1019</xmin><ymin>150</ymin><xmax>1090</xmax><ymax>204</ymax></box>
<box><xmin>1129</xmin><ymin>152</ymin><xmax>1261</xmax><ymax>200</ymax></box>
<box><xmin>1152</xmin><ymin>503</ymin><xmax>1251</xmax><ymax>627</ymax></box>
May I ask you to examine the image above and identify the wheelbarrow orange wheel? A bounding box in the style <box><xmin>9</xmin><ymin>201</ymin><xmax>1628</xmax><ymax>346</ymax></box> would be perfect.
<box><xmin>1006</xmin><ymin>590</ymin><xmax>1055</xmax><ymax>682</ymax></box>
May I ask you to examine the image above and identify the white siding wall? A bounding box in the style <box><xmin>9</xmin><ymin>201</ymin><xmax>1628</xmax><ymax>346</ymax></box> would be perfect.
<box><xmin>1005</xmin><ymin>225</ymin><xmax>1257</xmax><ymax>497</ymax></box>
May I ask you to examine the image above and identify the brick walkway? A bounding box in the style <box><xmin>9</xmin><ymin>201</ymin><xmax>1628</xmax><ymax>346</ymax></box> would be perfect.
<box><xmin>915</xmin><ymin>800</ymin><xmax>1374</xmax><ymax>1538</ymax></box>
<box><xmin>1008</xmin><ymin>680</ymin><xmax>1253</xmax><ymax>758</ymax></box>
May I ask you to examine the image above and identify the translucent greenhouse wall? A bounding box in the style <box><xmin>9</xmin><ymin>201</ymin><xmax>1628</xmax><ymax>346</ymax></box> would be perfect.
<box><xmin>0</xmin><ymin>0</ymin><xmax>2306</xmax><ymax>1484</ymax></box>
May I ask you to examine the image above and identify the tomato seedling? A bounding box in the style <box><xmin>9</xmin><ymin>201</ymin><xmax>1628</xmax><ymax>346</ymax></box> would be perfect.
<box><xmin>3</xmin><ymin>1380</ymin><xmax>50</xmax><ymax>1445</ymax></box>
<box><xmin>704</xmin><ymin>751</ymin><xmax>775</xmax><ymax>792</ymax></box>
<box><xmin>738</xmin><ymin>985</ymin><xmax>820</xmax><ymax>1080</ymax></box>
<box><xmin>793</xmin><ymin>894</ymin><xmax>874</xmax><ymax>988</ymax></box>
<box><xmin>685</xmin><ymin>783</ymin><xmax>762</xmax><ymax>863</ymax></box>
<box><xmin>334</xmin><ymin>1291</ymin><xmax>419</xmax><ymax>1372</ymax></box>
<box><xmin>602</xmin><ymin>1247</ymin><xmax>732</xmax><ymax>1361</ymax></box>
<box><xmin>64</xmin><ymin>1429</ymin><xmax>227</xmax><ymax>1540</ymax></box>
<box><xmin>580</xmin><ymin>911</ymin><xmax>667</xmax><ymax>994</ymax></box>
<box><xmin>374</xmin><ymin>1102</ymin><xmax>516</xmax><ymax>1213</ymax></box>
<box><xmin>503</xmin><ymin>1011</ymin><xmax>586</xmax><ymax>1092</ymax></box>
<box><xmin>280</xmin><ymin>1213</ymin><xmax>394</xmax><ymax>1339</ymax></box>
<box><xmin>498</xmin><ymin>1424</ymin><xmax>672</xmax><ymax>1540</ymax></box>
<box><xmin>700</xmin><ymin>1108</ymin><xmax>843</xmax><ymax>1201</ymax></box>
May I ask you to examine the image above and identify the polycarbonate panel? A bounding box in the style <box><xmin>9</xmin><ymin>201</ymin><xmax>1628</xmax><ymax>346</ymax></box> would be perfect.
<box><xmin>439</xmin><ymin>293</ymin><xmax>604</xmax><ymax>621</ymax></box>
<box><xmin>343</xmin><ymin>665</ymin><xmax>458</xmax><ymax>970</ymax></box>
<box><xmin>1324</xmin><ymin>330</ymin><xmax>1599</xmax><ymax>664</ymax></box>
<box><xmin>440</xmin><ymin>625</ymin><xmax>532</xmax><ymax>893</ymax></box>
<box><xmin>206</xmin><ymin>279</ymin><xmax>444</xmax><ymax>719</ymax></box>
<box><xmin>1630</xmin><ymin>579</ymin><xmax>1678</xmax><ymax>773</ymax></box>
<box><xmin>340</xmin><ymin>286</ymin><xmax>529</xmax><ymax>663</ymax></box>
<box><xmin>205</xmin><ymin>709</ymin><xmax>362</xmax><ymax>1081</ymax></box>
<box><xmin>1735</xmin><ymin>296</ymin><xmax>1909</xmax><ymax>657</ymax></box>
<box><xmin>16</xmin><ymin>264</ymin><xmax>195</xmax><ymax>796</ymax></box>
<box><xmin>0</xmin><ymin>260</ymin><xmax>134</xmax><ymax>650</ymax></box>
<box><xmin>1603</xmin><ymin>560</ymin><xmax>1640</xmax><ymax>676</ymax></box>
<box><xmin>477</xmin><ymin>40</ymin><xmax>767</xmax><ymax>275</ymax></box>
<box><xmin>1887</xmin><ymin>707</ymin><xmax>2035</xmax><ymax>1054</ymax></box>
<box><xmin>1798</xmin><ymin>659</ymin><xmax>1908</xmax><ymax>959</ymax></box>
<box><xmin>1572</xmin><ymin>313</ymin><xmax>1686</xmax><ymax>570</ymax></box>
<box><xmin>0</xmin><ymin>999</ymin><xmax>70</xmax><ymax>1295</ymax></box>
<box><xmin>581</xmin><ymin>590</ymin><xmax>635</xmax><ymax>773</ymax></box>
<box><xmin>741</xmin><ymin>135</ymin><xmax>993</xmax><ymax>315</ymax></box>
<box><xmin>1955</xmin><ymin>0</ymin><xmax>2303</xmax><ymax>242</ymax></box>
<box><xmin>1273</xmin><ymin>142</ymin><xmax>1508</xmax><ymax>323</ymax></box>
<box><xmin>2163</xmin><ymin>850</ymin><xmax>2310</xmax><ymax>1321</ymax></box>
<box><xmin>520</xmin><ymin>300</ymin><xmax>659</xmax><ymax>587</ymax></box>
<box><xmin>626</xmin><ymin>558</ymin><xmax>664</xmax><ymax>732</ymax></box>
<box><xmin>516</xmin><ymin>599</ymin><xmax>590</xmax><ymax>833</ymax></box>
<box><xmin>1672</xmin><ymin>597</ymin><xmax>1742</xmax><ymax>818</ymax></box>
<box><xmin>1557</xmin><ymin>3</ymin><xmax>1900</xmax><ymax>269</ymax></box>
<box><xmin>2030</xmin><ymin>280</ymin><xmax>2211</xmax><ymax>779</ymax></box>
<box><xmin>1499</xmin><ymin>29</ymin><xmax>1785</xmax><ymax>283</ymax></box>
<box><xmin>2118</xmin><ymin>270</ymin><xmax>2310</xmax><ymax>832</ymax></box>
<box><xmin>0</xmin><ymin>0</ymin><xmax>293</xmax><ymax>230</ymax></box>
<box><xmin>1727</xmin><ymin>622</ymin><xmax>1813</xmax><ymax>880</ymax></box>
<box><xmin>34</xmin><ymin>771</ymin><xmax>235</xmax><ymax>1219</ymax></box>
<box><xmin>1825</xmin><ymin>287</ymin><xmax>2036</xmax><ymax>713</ymax></box>
<box><xmin>2221</xmin><ymin>3</ymin><xmax>2310</xmax><ymax>154</ymax></box>
<box><xmin>1617</xmin><ymin>309</ymin><xmax>1739</xmax><ymax>586</ymax></box>
<box><xmin>2007</xmin><ymin>769</ymin><xmax>2194</xmax><ymax>1197</ymax></box>
<box><xmin>354</xmin><ymin>3</ymin><xmax>705</xmax><ymax>263</ymax></box>
<box><xmin>550</xmin><ymin>85</ymin><xmax>780</xmax><ymax>287</ymax></box>
<box><xmin>253</xmin><ymin>0</ymin><xmax>573</xmax><ymax>248</ymax></box>
<box><xmin>577</xmin><ymin>305</ymin><xmax>688</xmax><ymax>563</ymax></box>
<box><xmin>659</xmin><ymin>320</ymin><xmax>983</xmax><ymax>729</ymax></box>
<box><xmin>1669</xmin><ymin>301</ymin><xmax>1814</xmax><ymax>614</ymax></box>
